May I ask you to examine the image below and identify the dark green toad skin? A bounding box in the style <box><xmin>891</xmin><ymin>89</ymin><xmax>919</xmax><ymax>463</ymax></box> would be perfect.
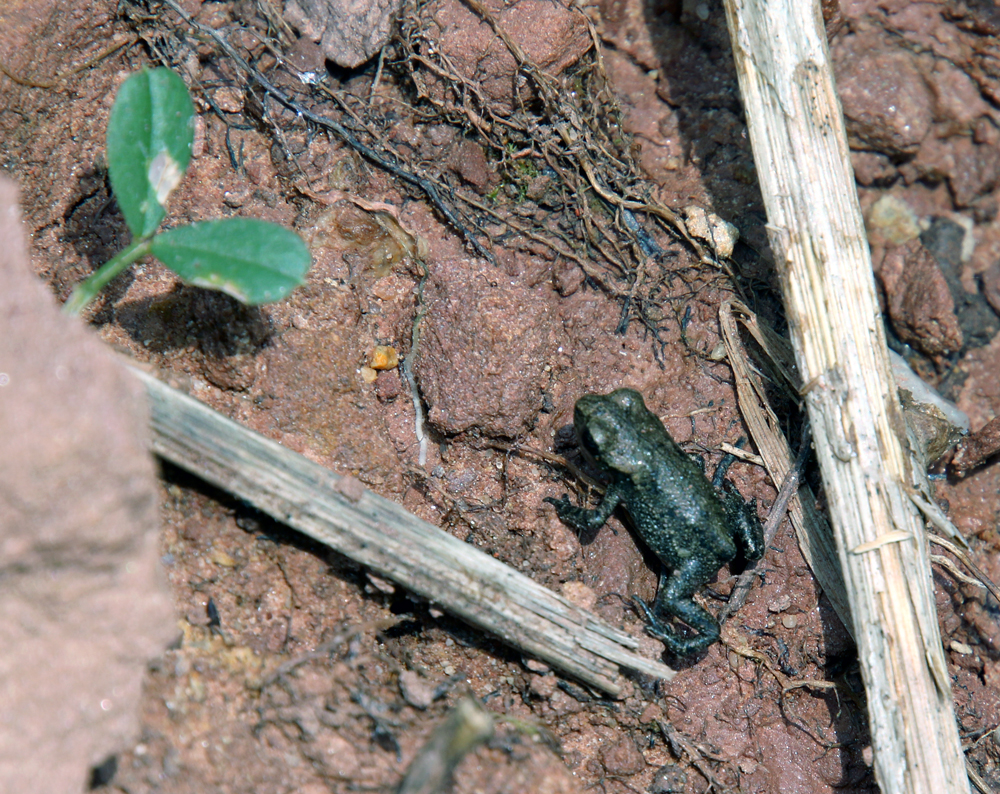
<box><xmin>545</xmin><ymin>388</ymin><xmax>764</xmax><ymax>656</ymax></box>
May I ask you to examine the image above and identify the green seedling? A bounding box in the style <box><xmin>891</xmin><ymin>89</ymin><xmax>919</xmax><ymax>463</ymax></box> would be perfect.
<box><xmin>64</xmin><ymin>68</ymin><xmax>311</xmax><ymax>315</ymax></box>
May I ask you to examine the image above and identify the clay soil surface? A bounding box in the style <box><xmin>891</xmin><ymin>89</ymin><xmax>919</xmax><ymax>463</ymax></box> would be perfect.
<box><xmin>3</xmin><ymin>0</ymin><xmax>1000</xmax><ymax>792</ymax></box>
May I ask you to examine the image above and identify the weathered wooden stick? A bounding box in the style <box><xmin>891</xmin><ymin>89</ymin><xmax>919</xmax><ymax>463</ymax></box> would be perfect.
<box><xmin>720</xmin><ymin>2</ymin><xmax>969</xmax><ymax>792</ymax></box>
<box><xmin>129</xmin><ymin>366</ymin><xmax>674</xmax><ymax>696</ymax></box>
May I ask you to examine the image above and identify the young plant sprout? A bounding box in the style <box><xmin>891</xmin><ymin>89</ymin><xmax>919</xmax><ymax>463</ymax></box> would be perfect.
<box><xmin>64</xmin><ymin>68</ymin><xmax>311</xmax><ymax>315</ymax></box>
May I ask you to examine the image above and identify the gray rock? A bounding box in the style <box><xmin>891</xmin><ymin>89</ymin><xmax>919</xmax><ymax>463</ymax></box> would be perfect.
<box><xmin>284</xmin><ymin>0</ymin><xmax>401</xmax><ymax>69</ymax></box>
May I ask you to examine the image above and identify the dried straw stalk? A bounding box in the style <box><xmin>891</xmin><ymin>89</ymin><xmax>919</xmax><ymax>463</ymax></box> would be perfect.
<box><xmin>720</xmin><ymin>1</ymin><xmax>969</xmax><ymax>792</ymax></box>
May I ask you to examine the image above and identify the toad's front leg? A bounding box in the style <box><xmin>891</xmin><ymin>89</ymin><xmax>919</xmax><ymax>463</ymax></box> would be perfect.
<box><xmin>544</xmin><ymin>481</ymin><xmax>624</xmax><ymax>535</ymax></box>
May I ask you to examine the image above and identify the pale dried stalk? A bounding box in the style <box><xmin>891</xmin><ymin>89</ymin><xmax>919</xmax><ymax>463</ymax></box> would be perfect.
<box><xmin>721</xmin><ymin>2</ymin><xmax>969</xmax><ymax>793</ymax></box>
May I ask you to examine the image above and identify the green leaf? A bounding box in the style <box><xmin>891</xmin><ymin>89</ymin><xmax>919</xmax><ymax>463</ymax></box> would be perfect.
<box><xmin>150</xmin><ymin>219</ymin><xmax>312</xmax><ymax>304</ymax></box>
<box><xmin>107</xmin><ymin>68</ymin><xmax>194</xmax><ymax>238</ymax></box>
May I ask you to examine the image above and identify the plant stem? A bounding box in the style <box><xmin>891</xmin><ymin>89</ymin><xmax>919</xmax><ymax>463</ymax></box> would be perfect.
<box><xmin>63</xmin><ymin>237</ymin><xmax>153</xmax><ymax>315</ymax></box>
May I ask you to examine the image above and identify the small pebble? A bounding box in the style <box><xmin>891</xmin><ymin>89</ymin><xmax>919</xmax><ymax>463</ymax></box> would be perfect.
<box><xmin>334</xmin><ymin>474</ymin><xmax>366</xmax><ymax>503</ymax></box>
<box><xmin>399</xmin><ymin>670</ymin><xmax>436</xmax><ymax>709</ymax></box>
<box><xmin>529</xmin><ymin>674</ymin><xmax>557</xmax><ymax>699</ymax></box>
<box><xmin>561</xmin><ymin>580</ymin><xmax>597</xmax><ymax>611</ymax></box>
<box><xmin>209</xmin><ymin>549</ymin><xmax>236</xmax><ymax>567</ymax></box>
<box><xmin>650</xmin><ymin>763</ymin><xmax>687</xmax><ymax>794</ymax></box>
<box><xmin>524</xmin><ymin>658</ymin><xmax>550</xmax><ymax>673</ymax></box>
<box><xmin>370</xmin><ymin>345</ymin><xmax>399</xmax><ymax>370</ymax></box>
<box><xmin>600</xmin><ymin>737</ymin><xmax>645</xmax><ymax>776</ymax></box>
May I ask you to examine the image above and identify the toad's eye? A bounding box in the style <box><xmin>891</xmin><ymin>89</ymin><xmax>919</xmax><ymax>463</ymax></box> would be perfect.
<box><xmin>579</xmin><ymin>424</ymin><xmax>606</xmax><ymax>457</ymax></box>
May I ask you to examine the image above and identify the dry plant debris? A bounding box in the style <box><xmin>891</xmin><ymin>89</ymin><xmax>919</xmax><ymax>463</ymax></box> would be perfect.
<box><xmin>135</xmin><ymin>0</ymin><xmax>740</xmax><ymax>362</ymax></box>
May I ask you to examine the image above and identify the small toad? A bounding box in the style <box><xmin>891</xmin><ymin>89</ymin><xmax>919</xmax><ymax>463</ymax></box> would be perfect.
<box><xmin>545</xmin><ymin>389</ymin><xmax>764</xmax><ymax>656</ymax></box>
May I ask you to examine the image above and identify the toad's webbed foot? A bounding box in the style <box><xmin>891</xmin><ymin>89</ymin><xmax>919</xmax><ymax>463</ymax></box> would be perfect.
<box><xmin>631</xmin><ymin>596</ymin><xmax>720</xmax><ymax>657</ymax></box>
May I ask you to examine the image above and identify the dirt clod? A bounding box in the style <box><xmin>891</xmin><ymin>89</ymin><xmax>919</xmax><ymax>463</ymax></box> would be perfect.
<box><xmin>877</xmin><ymin>239</ymin><xmax>964</xmax><ymax>355</ymax></box>
<box><xmin>416</xmin><ymin>257</ymin><xmax>556</xmax><ymax>437</ymax></box>
<box><xmin>835</xmin><ymin>31</ymin><xmax>931</xmax><ymax>155</ymax></box>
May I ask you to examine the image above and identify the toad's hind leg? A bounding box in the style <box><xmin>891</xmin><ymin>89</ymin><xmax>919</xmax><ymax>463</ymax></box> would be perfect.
<box><xmin>720</xmin><ymin>480</ymin><xmax>765</xmax><ymax>563</ymax></box>
<box><xmin>638</xmin><ymin>560</ymin><xmax>722</xmax><ymax>656</ymax></box>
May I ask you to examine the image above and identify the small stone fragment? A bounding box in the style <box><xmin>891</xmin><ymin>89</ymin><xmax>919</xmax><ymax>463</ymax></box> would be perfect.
<box><xmin>370</xmin><ymin>345</ymin><xmax>399</xmax><ymax>370</ymax></box>
<box><xmin>528</xmin><ymin>674</ymin><xmax>557</xmax><ymax>699</ymax></box>
<box><xmin>865</xmin><ymin>194</ymin><xmax>921</xmax><ymax>247</ymax></box>
<box><xmin>283</xmin><ymin>0</ymin><xmax>400</xmax><ymax>68</ymax></box>
<box><xmin>374</xmin><ymin>369</ymin><xmax>403</xmax><ymax>401</ymax></box>
<box><xmin>560</xmin><ymin>581</ymin><xmax>597</xmax><ymax>611</ymax></box>
<box><xmin>684</xmin><ymin>205</ymin><xmax>739</xmax><ymax>258</ymax></box>
<box><xmin>852</xmin><ymin>151</ymin><xmax>897</xmax><ymax>186</ymax></box>
<box><xmin>951</xmin><ymin>416</ymin><xmax>1000</xmax><ymax>477</ymax></box>
<box><xmin>650</xmin><ymin>763</ymin><xmax>688</xmax><ymax>794</ymax></box>
<box><xmin>599</xmin><ymin>736</ymin><xmax>645</xmax><ymax>776</ymax></box>
<box><xmin>209</xmin><ymin>548</ymin><xmax>237</xmax><ymax>567</ymax></box>
<box><xmin>835</xmin><ymin>32</ymin><xmax>931</xmax><ymax>155</ymax></box>
<box><xmin>876</xmin><ymin>240</ymin><xmax>964</xmax><ymax>355</ymax></box>
<box><xmin>335</xmin><ymin>474</ymin><xmax>367</xmax><ymax>503</ymax></box>
<box><xmin>945</xmin><ymin>138</ymin><xmax>1000</xmax><ymax>208</ymax></box>
<box><xmin>926</xmin><ymin>60</ymin><xmax>990</xmax><ymax>128</ymax></box>
<box><xmin>399</xmin><ymin>669</ymin><xmax>436</xmax><ymax>709</ymax></box>
<box><xmin>524</xmin><ymin>658</ymin><xmax>551</xmax><ymax>674</ymax></box>
<box><xmin>449</xmin><ymin>140</ymin><xmax>496</xmax><ymax>193</ymax></box>
<box><xmin>213</xmin><ymin>86</ymin><xmax>243</xmax><ymax>114</ymax></box>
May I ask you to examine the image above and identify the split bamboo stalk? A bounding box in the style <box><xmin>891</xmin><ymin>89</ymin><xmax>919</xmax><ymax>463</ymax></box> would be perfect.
<box><xmin>720</xmin><ymin>2</ymin><xmax>969</xmax><ymax>792</ymax></box>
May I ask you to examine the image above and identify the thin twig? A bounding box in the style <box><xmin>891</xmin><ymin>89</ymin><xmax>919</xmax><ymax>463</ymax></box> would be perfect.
<box><xmin>260</xmin><ymin>618</ymin><xmax>397</xmax><ymax>688</ymax></box>
<box><xmin>656</xmin><ymin>720</ymin><xmax>726</xmax><ymax>792</ymax></box>
<box><xmin>719</xmin><ymin>421</ymin><xmax>811</xmax><ymax>624</ymax></box>
<box><xmin>0</xmin><ymin>33</ymin><xmax>137</xmax><ymax>89</ymax></box>
<box><xmin>927</xmin><ymin>534</ymin><xmax>1000</xmax><ymax>604</ymax></box>
<box><xmin>486</xmin><ymin>439</ymin><xmax>604</xmax><ymax>493</ymax></box>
